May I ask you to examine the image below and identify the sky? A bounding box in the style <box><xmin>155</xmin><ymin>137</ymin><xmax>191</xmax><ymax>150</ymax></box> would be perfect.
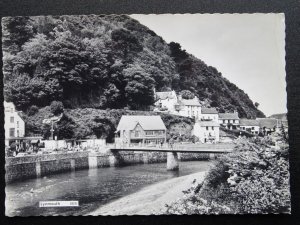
<box><xmin>131</xmin><ymin>14</ymin><xmax>286</xmax><ymax>117</ymax></box>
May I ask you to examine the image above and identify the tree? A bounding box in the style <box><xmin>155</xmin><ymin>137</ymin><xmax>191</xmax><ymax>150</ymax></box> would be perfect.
<box><xmin>50</xmin><ymin>101</ymin><xmax>64</xmax><ymax>115</ymax></box>
<box><xmin>180</xmin><ymin>90</ymin><xmax>195</xmax><ymax>99</ymax></box>
<box><xmin>123</xmin><ymin>64</ymin><xmax>155</xmax><ymax>109</ymax></box>
<box><xmin>27</xmin><ymin>105</ymin><xmax>39</xmax><ymax>116</ymax></box>
<box><xmin>254</xmin><ymin>102</ymin><xmax>260</xmax><ymax>108</ymax></box>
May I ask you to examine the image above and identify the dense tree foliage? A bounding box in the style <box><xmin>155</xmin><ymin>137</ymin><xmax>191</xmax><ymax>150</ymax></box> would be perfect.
<box><xmin>3</xmin><ymin>15</ymin><xmax>264</xmax><ymax>118</ymax></box>
<box><xmin>165</xmin><ymin>135</ymin><xmax>290</xmax><ymax>214</ymax></box>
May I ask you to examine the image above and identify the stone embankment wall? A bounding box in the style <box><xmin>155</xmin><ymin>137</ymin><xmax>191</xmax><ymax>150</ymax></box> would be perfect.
<box><xmin>5</xmin><ymin>151</ymin><xmax>210</xmax><ymax>183</ymax></box>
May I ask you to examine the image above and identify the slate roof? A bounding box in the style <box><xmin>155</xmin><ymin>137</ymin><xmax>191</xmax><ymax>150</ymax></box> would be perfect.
<box><xmin>198</xmin><ymin>121</ymin><xmax>220</xmax><ymax>127</ymax></box>
<box><xmin>240</xmin><ymin>119</ymin><xmax>260</xmax><ymax>126</ymax></box>
<box><xmin>256</xmin><ymin>118</ymin><xmax>278</xmax><ymax>129</ymax></box>
<box><xmin>219</xmin><ymin>113</ymin><xmax>239</xmax><ymax>120</ymax></box>
<box><xmin>117</xmin><ymin>115</ymin><xmax>167</xmax><ymax>131</ymax></box>
<box><xmin>201</xmin><ymin>107</ymin><xmax>218</xmax><ymax>114</ymax></box>
<box><xmin>180</xmin><ymin>98</ymin><xmax>201</xmax><ymax>106</ymax></box>
<box><xmin>156</xmin><ymin>91</ymin><xmax>175</xmax><ymax>100</ymax></box>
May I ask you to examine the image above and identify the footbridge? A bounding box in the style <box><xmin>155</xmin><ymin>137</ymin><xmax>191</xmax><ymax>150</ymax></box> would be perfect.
<box><xmin>109</xmin><ymin>143</ymin><xmax>235</xmax><ymax>171</ymax></box>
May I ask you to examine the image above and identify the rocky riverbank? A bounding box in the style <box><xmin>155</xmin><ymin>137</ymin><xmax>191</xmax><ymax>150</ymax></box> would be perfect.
<box><xmin>88</xmin><ymin>171</ymin><xmax>207</xmax><ymax>215</ymax></box>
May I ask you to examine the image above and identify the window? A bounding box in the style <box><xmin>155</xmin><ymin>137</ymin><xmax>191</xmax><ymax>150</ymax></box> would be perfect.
<box><xmin>252</xmin><ymin>127</ymin><xmax>255</xmax><ymax>130</ymax></box>
<box><xmin>10</xmin><ymin>116</ymin><xmax>14</xmax><ymax>123</ymax></box>
<box><xmin>206</xmin><ymin>126</ymin><xmax>209</xmax><ymax>130</ymax></box>
<box><xmin>17</xmin><ymin>130</ymin><xmax>19</xmax><ymax>137</ymax></box>
<box><xmin>135</xmin><ymin>131</ymin><xmax>139</xmax><ymax>137</ymax></box>
<box><xmin>223</xmin><ymin>120</ymin><xmax>225</xmax><ymax>123</ymax></box>
<box><xmin>9</xmin><ymin>128</ymin><xmax>15</xmax><ymax>137</ymax></box>
<box><xmin>17</xmin><ymin>121</ymin><xmax>19</xmax><ymax>128</ymax></box>
<box><xmin>146</xmin><ymin>131</ymin><xmax>154</xmax><ymax>136</ymax></box>
<box><xmin>212</xmin><ymin>127</ymin><xmax>214</xmax><ymax>130</ymax></box>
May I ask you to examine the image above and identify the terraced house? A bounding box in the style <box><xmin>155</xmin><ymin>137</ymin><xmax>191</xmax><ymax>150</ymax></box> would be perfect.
<box><xmin>240</xmin><ymin>119</ymin><xmax>260</xmax><ymax>135</ymax></box>
<box><xmin>218</xmin><ymin>111</ymin><xmax>240</xmax><ymax>130</ymax></box>
<box><xmin>115</xmin><ymin>115</ymin><xmax>167</xmax><ymax>146</ymax></box>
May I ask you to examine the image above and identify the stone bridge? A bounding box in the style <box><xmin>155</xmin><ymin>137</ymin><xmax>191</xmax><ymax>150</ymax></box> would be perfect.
<box><xmin>109</xmin><ymin>143</ymin><xmax>235</xmax><ymax>171</ymax></box>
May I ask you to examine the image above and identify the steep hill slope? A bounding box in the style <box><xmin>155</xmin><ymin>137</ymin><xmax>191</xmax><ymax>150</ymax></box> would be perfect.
<box><xmin>3</xmin><ymin>15</ymin><xmax>264</xmax><ymax>118</ymax></box>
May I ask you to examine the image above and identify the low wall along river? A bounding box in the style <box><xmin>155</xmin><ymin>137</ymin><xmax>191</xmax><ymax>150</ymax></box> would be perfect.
<box><xmin>5</xmin><ymin>150</ymin><xmax>211</xmax><ymax>183</ymax></box>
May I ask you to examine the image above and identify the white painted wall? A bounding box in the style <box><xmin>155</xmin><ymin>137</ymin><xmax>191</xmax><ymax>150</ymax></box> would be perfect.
<box><xmin>240</xmin><ymin>125</ymin><xmax>260</xmax><ymax>135</ymax></box>
<box><xmin>193</xmin><ymin>123</ymin><xmax>220</xmax><ymax>143</ymax></box>
<box><xmin>4</xmin><ymin>102</ymin><xmax>25</xmax><ymax>139</ymax></box>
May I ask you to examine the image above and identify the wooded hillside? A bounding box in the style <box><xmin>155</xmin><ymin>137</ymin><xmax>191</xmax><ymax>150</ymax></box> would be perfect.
<box><xmin>2</xmin><ymin>15</ymin><xmax>265</xmax><ymax>118</ymax></box>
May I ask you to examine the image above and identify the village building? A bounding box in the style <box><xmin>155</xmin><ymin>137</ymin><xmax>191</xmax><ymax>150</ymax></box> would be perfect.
<box><xmin>174</xmin><ymin>95</ymin><xmax>202</xmax><ymax>119</ymax></box>
<box><xmin>256</xmin><ymin>118</ymin><xmax>280</xmax><ymax>135</ymax></box>
<box><xmin>218</xmin><ymin>111</ymin><xmax>240</xmax><ymax>130</ymax></box>
<box><xmin>193</xmin><ymin>120</ymin><xmax>220</xmax><ymax>143</ymax></box>
<box><xmin>115</xmin><ymin>115</ymin><xmax>167</xmax><ymax>146</ymax></box>
<box><xmin>240</xmin><ymin>119</ymin><xmax>260</xmax><ymax>135</ymax></box>
<box><xmin>199</xmin><ymin>107</ymin><xmax>218</xmax><ymax>122</ymax></box>
<box><xmin>4</xmin><ymin>101</ymin><xmax>25</xmax><ymax>146</ymax></box>
<box><xmin>154</xmin><ymin>90</ymin><xmax>178</xmax><ymax>113</ymax></box>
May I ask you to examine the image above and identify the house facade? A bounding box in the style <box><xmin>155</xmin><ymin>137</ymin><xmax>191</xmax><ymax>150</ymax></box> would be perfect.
<box><xmin>154</xmin><ymin>90</ymin><xmax>178</xmax><ymax>113</ymax></box>
<box><xmin>116</xmin><ymin>115</ymin><xmax>167</xmax><ymax>146</ymax></box>
<box><xmin>240</xmin><ymin>119</ymin><xmax>260</xmax><ymax>135</ymax></box>
<box><xmin>193</xmin><ymin>121</ymin><xmax>220</xmax><ymax>143</ymax></box>
<box><xmin>174</xmin><ymin>96</ymin><xmax>202</xmax><ymax>119</ymax></box>
<box><xmin>4</xmin><ymin>101</ymin><xmax>25</xmax><ymax>145</ymax></box>
<box><xmin>200</xmin><ymin>107</ymin><xmax>218</xmax><ymax>122</ymax></box>
<box><xmin>219</xmin><ymin>111</ymin><xmax>240</xmax><ymax>130</ymax></box>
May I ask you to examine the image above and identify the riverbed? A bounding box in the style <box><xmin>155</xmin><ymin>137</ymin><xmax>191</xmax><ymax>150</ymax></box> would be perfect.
<box><xmin>5</xmin><ymin>161</ymin><xmax>212</xmax><ymax>216</ymax></box>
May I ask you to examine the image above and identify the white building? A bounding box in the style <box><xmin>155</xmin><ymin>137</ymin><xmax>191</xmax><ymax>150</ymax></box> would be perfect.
<box><xmin>200</xmin><ymin>107</ymin><xmax>218</xmax><ymax>122</ymax></box>
<box><xmin>174</xmin><ymin>96</ymin><xmax>202</xmax><ymax>119</ymax></box>
<box><xmin>4</xmin><ymin>101</ymin><xmax>25</xmax><ymax>145</ymax></box>
<box><xmin>193</xmin><ymin>121</ymin><xmax>220</xmax><ymax>143</ymax></box>
<box><xmin>240</xmin><ymin>119</ymin><xmax>260</xmax><ymax>135</ymax></box>
<box><xmin>219</xmin><ymin>111</ymin><xmax>240</xmax><ymax>130</ymax></box>
<box><xmin>154</xmin><ymin>90</ymin><xmax>178</xmax><ymax>113</ymax></box>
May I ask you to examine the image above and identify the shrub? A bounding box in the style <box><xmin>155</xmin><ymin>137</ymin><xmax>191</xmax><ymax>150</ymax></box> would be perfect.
<box><xmin>27</xmin><ymin>105</ymin><xmax>39</xmax><ymax>116</ymax></box>
<box><xmin>165</xmin><ymin>135</ymin><xmax>291</xmax><ymax>214</ymax></box>
<box><xmin>50</xmin><ymin>101</ymin><xmax>64</xmax><ymax>115</ymax></box>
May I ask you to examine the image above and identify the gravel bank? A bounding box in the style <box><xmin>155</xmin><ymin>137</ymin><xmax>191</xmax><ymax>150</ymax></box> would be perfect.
<box><xmin>88</xmin><ymin>171</ymin><xmax>206</xmax><ymax>215</ymax></box>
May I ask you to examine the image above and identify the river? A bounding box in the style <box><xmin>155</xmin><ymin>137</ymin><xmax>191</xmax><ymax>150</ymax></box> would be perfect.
<box><xmin>5</xmin><ymin>161</ymin><xmax>212</xmax><ymax>216</ymax></box>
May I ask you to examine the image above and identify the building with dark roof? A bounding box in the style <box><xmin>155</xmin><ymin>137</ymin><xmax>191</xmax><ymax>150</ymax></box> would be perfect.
<box><xmin>116</xmin><ymin>115</ymin><xmax>167</xmax><ymax>146</ymax></box>
<box><xmin>200</xmin><ymin>107</ymin><xmax>219</xmax><ymax>122</ymax></box>
<box><xmin>240</xmin><ymin>119</ymin><xmax>260</xmax><ymax>135</ymax></box>
<box><xmin>218</xmin><ymin>111</ymin><xmax>240</xmax><ymax>130</ymax></box>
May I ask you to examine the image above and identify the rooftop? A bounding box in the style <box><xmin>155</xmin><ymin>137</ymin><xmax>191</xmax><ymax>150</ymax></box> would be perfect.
<box><xmin>180</xmin><ymin>97</ymin><xmax>201</xmax><ymax>106</ymax></box>
<box><xmin>198</xmin><ymin>121</ymin><xmax>220</xmax><ymax>127</ymax></box>
<box><xmin>156</xmin><ymin>91</ymin><xmax>176</xmax><ymax>100</ymax></box>
<box><xmin>256</xmin><ymin>118</ymin><xmax>278</xmax><ymax>129</ymax></box>
<box><xmin>219</xmin><ymin>112</ymin><xmax>239</xmax><ymax>120</ymax></box>
<box><xmin>201</xmin><ymin>107</ymin><xmax>218</xmax><ymax>114</ymax></box>
<box><xmin>240</xmin><ymin>119</ymin><xmax>260</xmax><ymax>126</ymax></box>
<box><xmin>117</xmin><ymin>115</ymin><xmax>167</xmax><ymax>131</ymax></box>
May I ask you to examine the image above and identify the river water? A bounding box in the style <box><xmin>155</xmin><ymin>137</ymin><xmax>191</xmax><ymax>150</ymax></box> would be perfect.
<box><xmin>5</xmin><ymin>161</ymin><xmax>212</xmax><ymax>216</ymax></box>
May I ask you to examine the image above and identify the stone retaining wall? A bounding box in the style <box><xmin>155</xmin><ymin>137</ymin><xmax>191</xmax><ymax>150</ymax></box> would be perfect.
<box><xmin>5</xmin><ymin>150</ymin><xmax>211</xmax><ymax>183</ymax></box>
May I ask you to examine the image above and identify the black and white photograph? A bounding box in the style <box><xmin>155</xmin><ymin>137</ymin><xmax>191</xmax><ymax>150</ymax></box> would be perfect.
<box><xmin>2</xmin><ymin>13</ymin><xmax>290</xmax><ymax>216</ymax></box>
